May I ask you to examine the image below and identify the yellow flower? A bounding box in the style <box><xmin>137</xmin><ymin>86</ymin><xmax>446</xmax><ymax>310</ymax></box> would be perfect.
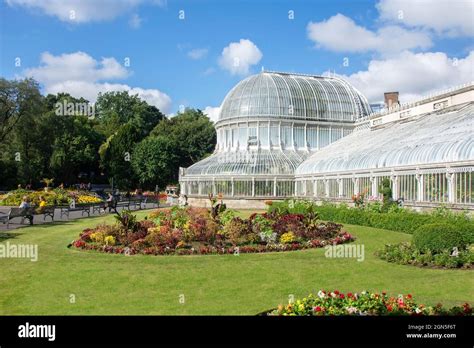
<box><xmin>280</xmin><ymin>232</ymin><xmax>295</xmax><ymax>244</ymax></box>
<box><xmin>104</xmin><ymin>236</ymin><xmax>115</xmax><ymax>246</ymax></box>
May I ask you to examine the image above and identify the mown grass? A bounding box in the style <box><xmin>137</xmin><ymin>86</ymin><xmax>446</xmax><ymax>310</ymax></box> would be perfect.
<box><xmin>0</xmin><ymin>209</ymin><xmax>472</xmax><ymax>315</ymax></box>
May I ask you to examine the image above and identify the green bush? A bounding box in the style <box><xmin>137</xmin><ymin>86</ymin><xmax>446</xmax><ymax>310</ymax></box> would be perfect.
<box><xmin>376</xmin><ymin>242</ymin><xmax>473</xmax><ymax>269</ymax></box>
<box><xmin>413</xmin><ymin>223</ymin><xmax>467</xmax><ymax>253</ymax></box>
<box><xmin>314</xmin><ymin>202</ymin><xmax>474</xmax><ymax>238</ymax></box>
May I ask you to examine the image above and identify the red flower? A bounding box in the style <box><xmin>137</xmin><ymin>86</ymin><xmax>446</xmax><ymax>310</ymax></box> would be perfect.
<box><xmin>407</xmin><ymin>294</ymin><xmax>412</xmax><ymax>299</ymax></box>
<box><xmin>386</xmin><ymin>305</ymin><xmax>393</xmax><ymax>312</ymax></box>
<box><xmin>347</xmin><ymin>292</ymin><xmax>353</xmax><ymax>298</ymax></box>
<box><xmin>313</xmin><ymin>306</ymin><xmax>322</xmax><ymax>312</ymax></box>
<box><xmin>334</xmin><ymin>290</ymin><xmax>340</xmax><ymax>295</ymax></box>
<box><xmin>339</xmin><ymin>294</ymin><xmax>345</xmax><ymax>299</ymax></box>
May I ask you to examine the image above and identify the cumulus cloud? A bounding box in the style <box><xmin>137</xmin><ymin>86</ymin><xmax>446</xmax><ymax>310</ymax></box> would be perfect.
<box><xmin>203</xmin><ymin>106</ymin><xmax>220</xmax><ymax>123</ymax></box>
<box><xmin>187</xmin><ymin>48</ymin><xmax>208</xmax><ymax>60</ymax></box>
<box><xmin>377</xmin><ymin>0</ymin><xmax>474</xmax><ymax>37</ymax></box>
<box><xmin>218</xmin><ymin>39</ymin><xmax>263</xmax><ymax>75</ymax></box>
<box><xmin>342</xmin><ymin>50</ymin><xmax>474</xmax><ymax>103</ymax></box>
<box><xmin>5</xmin><ymin>0</ymin><xmax>165</xmax><ymax>23</ymax></box>
<box><xmin>24</xmin><ymin>51</ymin><xmax>172</xmax><ymax>113</ymax></box>
<box><xmin>307</xmin><ymin>14</ymin><xmax>431</xmax><ymax>54</ymax></box>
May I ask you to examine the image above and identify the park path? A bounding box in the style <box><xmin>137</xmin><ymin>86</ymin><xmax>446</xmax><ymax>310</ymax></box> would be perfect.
<box><xmin>0</xmin><ymin>203</ymin><xmax>163</xmax><ymax>231</ymax></box>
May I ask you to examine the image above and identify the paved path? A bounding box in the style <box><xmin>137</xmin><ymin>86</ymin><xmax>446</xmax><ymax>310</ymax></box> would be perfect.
<box><xmin>0</xmin><ymin>203</ymin><xmax>163</xmax><ymax>231</ymax></box>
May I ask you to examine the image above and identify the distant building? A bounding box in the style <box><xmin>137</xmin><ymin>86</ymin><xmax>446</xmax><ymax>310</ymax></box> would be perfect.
<box><xmin>180</xmin><ymin>72</ymin><xmax>473</xmax><ymax>211</ymax></box>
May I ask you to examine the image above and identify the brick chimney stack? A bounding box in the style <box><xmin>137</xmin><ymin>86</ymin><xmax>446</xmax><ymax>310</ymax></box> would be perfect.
<box><xmin>384</xmin><ymin>92</ymin><xmax>399</xmax><ymax>108</ymax></box>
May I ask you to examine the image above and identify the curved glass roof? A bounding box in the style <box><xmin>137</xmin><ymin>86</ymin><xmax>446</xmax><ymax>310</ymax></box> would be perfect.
<box><xmin>296</xmin><ymin>102</ymin><xmax>474</xmax><ymax>176</ymax></box>
<box><xmin>184</xmin><ymin>149</ymin><xmax>310</xmax><ymax>176</ymax></box>
<box><xmin>218</xmin><ymin>71</ymin><xmax>371</xmax><ymax>123</ymax></box>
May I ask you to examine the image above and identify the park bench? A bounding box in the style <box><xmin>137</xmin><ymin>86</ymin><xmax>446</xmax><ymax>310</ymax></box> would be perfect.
<box><xmin>92</xmin><ymin>201</ymin><xmax>107</xmax><ymax>215</ymax></box>
<box><xmin>59</xmin><ymin>204</ymin><xmax>93</xmax><ymax>219</ymax></box>
<box><xmin>128</xmin><ymin>198</ymin><xmax>144</xmax><ymax>210</ymax></box>
<box><xmin>143</xmin><ymin>196</ymin><xmax>160</xmax><ymax>208</ymax></box>
<box><xmin>39</xmin><ymin>206</ymin><xmax>55</xmax><ymax>221</ymax></box>
<box><xmin>0</xmin><ymin>207</ymin><xmax>36</xmax><ymax>228</ymax></box>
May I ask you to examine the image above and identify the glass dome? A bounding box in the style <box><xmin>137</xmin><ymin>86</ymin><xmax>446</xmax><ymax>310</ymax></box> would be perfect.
<box><xmin>218</xmin><ymin>71</ymin><xmax>371</xmax><ymax>123</ymax></box>
<box><xmin>180</xmin><ymin>71</ymin><xmax>373</xmax><ymax>199</ymax></box>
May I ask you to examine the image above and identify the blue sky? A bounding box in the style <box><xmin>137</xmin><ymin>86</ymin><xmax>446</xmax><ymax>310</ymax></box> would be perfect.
<box><xmin>1</xmin><ymin>0</ymin><xmax>473</xmax><ymax>119</ymax></box>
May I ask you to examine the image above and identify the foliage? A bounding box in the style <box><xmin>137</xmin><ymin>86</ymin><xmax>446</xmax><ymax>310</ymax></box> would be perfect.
<box><xmin>412</xmin><ymin>223</ymin><xmax>467</xmax><ymax>253</ymax></box>
<box><xmin>314</xmin><ymin>201</ymin><xmax>474</xmax><ymax>241</ymax></box>
<box><xmin>151</xmin><ymin>109</ymin><xmax>216</xmax><ymax>169</ymax></box>
<box><xmin>0</xmin><ymin>188</ymin><xmax>102</xmax><ymax>206</ymax></box>
<box><xmin>380</xmin><ymin>178</ymin><xmax>394</xmax><ymax>211</ymax></box>
<box><xmin>376</xmin><ymin>242</ymin><xmax>473</xmax><ymax>269</ymax></box>
<box><xmin>268</xmin><ymin>290</ymin><xmax>472</xmax><ymax>316</ymax></box>
<box><xmin>0</xmin><ymin>79</ymin><xmax>215</xmax><ymax>192</ymax></box>
<box><xmin>100</xmin><ymin>123</ymin><xmax>142</xmax><ymax>190</ymax></box>
<box><xmin>131</xmin><ymin>136</ymin><xmax>178</xmax><ymax>190</ymax></box>
<box><xmin>73</xmin><ymin>206</ymin><xmax>354</xmax><ymax>256</ymax></box>
<box><xmin>114</xmin><ymin>210</ymin><xmax>139</xmax><ymax>232</ymax></box>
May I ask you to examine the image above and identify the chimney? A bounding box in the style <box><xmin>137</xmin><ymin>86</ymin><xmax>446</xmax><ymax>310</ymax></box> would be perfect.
<box><xmin>384</xmin><ymin>92</ymin><xmax>399</xmax><ymax>108</ymax></box>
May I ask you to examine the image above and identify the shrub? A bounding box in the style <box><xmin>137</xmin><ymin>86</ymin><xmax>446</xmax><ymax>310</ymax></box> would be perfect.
<box><xmin>376</xmin><ymin>242</ymin><xmax>473</xmax><ymax>269</ymax></box>
<box><xmin>413</xmin><ymin>223</ymin><xmax>467</xmax><ymax>253</ymax></box>
<box><xmin>223</xmin><ymin>217</ymin><xmax>254</xmax><ymax>245</ymax></box>
<box><xmin>314</xmin><ymin>201</ymin><xmax>474</xmax><ymax>236</ymax></box>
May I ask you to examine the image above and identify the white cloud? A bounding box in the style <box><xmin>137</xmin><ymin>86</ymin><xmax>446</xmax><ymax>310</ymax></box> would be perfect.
<box><xmin>307</xmin><ymin>14</ymin><xmax>431</xmax><ymax>54</ymax></box>
<box><xmin>23</xmin><ymin>51</ymin><xmax>172</xmax><ymax>113</ymax></box>
<box><xmin>377</xmin><ymin>0</ymin><xmax>474</xmax><ymax>37</ymax></box>
<box><xmin>5</xmin><ymin>0</ymin><xmax>165</xmax><ymax>23</ymax></box>
<box><xmin>203</xmin><ymin>106</ymin><xmax>220</xmax><ymax>123</ymax></box>
<box><xmin>218</xmin><ymin>39</ymin><xmax>263</xmax><ymax>75</ymax></box>
<box><xmin>129</xmin><ymin>13</ymin><xmax>142</xmax><ymax>29</ymax></box>
<box><xmin>188</xmin><ymin>48</ymin><xmax>208</xmax><ymax>60</ymax></box>
<box><xmin>342</xmin><ymin>50</ymin><xmax>474</xmax><ymax>103</ymax></box>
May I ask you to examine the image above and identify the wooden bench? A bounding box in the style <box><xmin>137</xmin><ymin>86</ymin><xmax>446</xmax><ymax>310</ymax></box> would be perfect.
<box><xmin>0</xmin><ymin>207</ymin><xmax>36</xmax><ymax>228</ymax></box>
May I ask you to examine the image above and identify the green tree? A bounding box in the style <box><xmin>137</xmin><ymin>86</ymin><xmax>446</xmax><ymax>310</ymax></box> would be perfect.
<box><xmin>151</xmin><ymin>109</ymin><xmax>216</xmax><ymax>182</ymax></box>
<box><xmin>100</xmin><ymin>123</ymin><xmax>141</xmax><ymax>190</ymax></box>
<box><xmin>95</xmin><ymin>91</ymin><xmax>164</xmax><ymax>137</ymax></box>
<box><xmin>132</xmin><ymin>136</ymin><xmax>178</xmax><ymax>189</ymax></box>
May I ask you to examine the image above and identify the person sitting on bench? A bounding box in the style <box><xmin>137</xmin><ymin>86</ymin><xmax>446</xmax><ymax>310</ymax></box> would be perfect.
<box><xmin>19</xmin><ymin>196</ymin><xmax>34</xmax><ymax>225</ymax></box>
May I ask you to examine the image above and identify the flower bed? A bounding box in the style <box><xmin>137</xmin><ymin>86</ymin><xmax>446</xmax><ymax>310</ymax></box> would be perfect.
<box><xmin>298</xmin><ymin>200</ymin><xmax>474</xmax><ymax>242</ymax></box>
<box><xmin>376</xmin><ymin>243</ymin><xmax>473</xmax><ymax>269</ymax></box>
<box><xmin>70</xmin><ymin>206</ymin><xmax>355</xmax><ymax>256</ymax></box>
<box><xmin>0</xmin><ymin>188</ymin><xmax>102</xmax><ymax>206</ymax></box>
<box><xmin>267</xmin><ymin>290</ymin><xmax>472</xmax><ymax>316</ymax></box>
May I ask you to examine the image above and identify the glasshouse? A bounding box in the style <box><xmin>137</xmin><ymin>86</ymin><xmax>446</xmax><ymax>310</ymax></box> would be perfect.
<box><xmin>180</xmin><ymin>72</ymin><xmax>474</xmax><ymax>210</ymax></box>
<box><xmin>179</xmin><ymin>71</ymin><xmax>371</xmax><ymax>204</ymax></box>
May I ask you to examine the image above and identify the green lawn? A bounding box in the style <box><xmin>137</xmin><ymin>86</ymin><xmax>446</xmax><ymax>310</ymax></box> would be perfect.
<box><xmin>0</xmin><ymin>209</ymin><xmax>472</xmax><ymax>315</ymax></box>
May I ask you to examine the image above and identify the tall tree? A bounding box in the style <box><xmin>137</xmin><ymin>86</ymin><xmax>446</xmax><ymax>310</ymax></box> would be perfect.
<box><xmin>100</xmin><ymin>123</ymin><xmax>141</xmax><ymax>190</ymax></box>
<box><xmin>95</xmin><ymin>91</ymin><xmax>164</xmax><ymax>137</ymax></box>
<box><xmin>0</xmin><ymin>78</ymin><xmax>43</xmax><ymax>143</ymax></box>
<box><xmin>131</xmin><ymin>136</ymin><xmax>178</xmax><ymax>190</ymax></box>
<box><xmin>151</xmin><ymin>109</ymin><xmax>216</xmax><ymax>177</ymax></box>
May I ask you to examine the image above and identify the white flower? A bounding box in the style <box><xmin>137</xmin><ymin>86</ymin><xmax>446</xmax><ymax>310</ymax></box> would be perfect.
<box><xmin>318</xmin><ymin>290</ymin><xmax>325</xmax><ymax>299</ymax></box>
<box><xmin>415</xmin><ymin>307</ymin><xmax>422</xmax><ymax>314</ymax></box>
<box><xmin>346</xmin><ymin>306</ymin><xmax>358</xmax><ymax>314</ymax></box>
<box><xmin>330</xmin><ymin>292</ymin><xmax>337</xmax><ymax>298</ymax></box>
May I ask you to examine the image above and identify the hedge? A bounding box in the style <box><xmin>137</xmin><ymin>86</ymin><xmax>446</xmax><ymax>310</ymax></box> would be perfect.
<box><xmin>314</xmin><ymin>203</ymin><xmax>474</xmax><ymax>241</ymax></box>
<box><xmin>413</xmin><ymin>223</ymin><xmax>467</xmax><ymax>253</ymax></box>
